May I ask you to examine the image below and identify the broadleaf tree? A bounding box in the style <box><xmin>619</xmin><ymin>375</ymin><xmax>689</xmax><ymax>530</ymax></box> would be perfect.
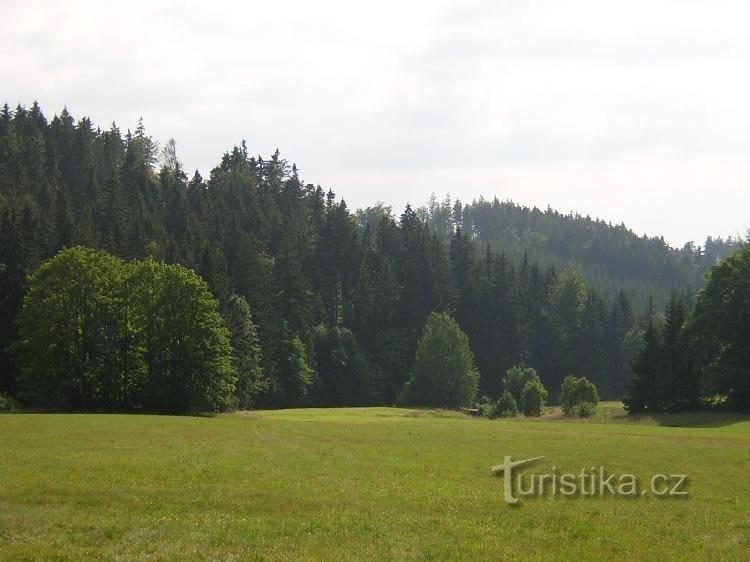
<box><xmin>400</xmin><ymin>312</ymin><xmax>479</xmax><ymax>408</ymax></box>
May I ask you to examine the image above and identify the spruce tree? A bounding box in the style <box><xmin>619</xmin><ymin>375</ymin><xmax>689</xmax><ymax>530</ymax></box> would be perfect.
<box><xmin>624</xmin><ymin>316</ymin><xmax>662</xmax><ymax>413</ymax></box>
<box><xmin>222</xmin><ymin>294</ymin><xmax>267</xmax><ymax>409</ymax></box>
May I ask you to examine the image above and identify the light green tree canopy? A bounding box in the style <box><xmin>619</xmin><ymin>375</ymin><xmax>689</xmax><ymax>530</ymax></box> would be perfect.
<box><xmin>559</xmin><ymin>375</ymin><xmax>599</xmax><ymax>417</ymax></box>
<box><xmin>400</xmin><ymin>312</ymin><xmax>479</xmax><ymax>409</ymax></box>
<box><xmin>502</xmin><ymin>364</ymin><xmax>541</xmax><ymax>403</ymax></box>
<box><xmin>18</xmin><ymin>247</ymin><xmax>237</xmax><ymax>413</ymax></box>
<box><xmin>520</xmin><ymin>379</ymin><xmax>548</xmax><ymax>417</ymax></box>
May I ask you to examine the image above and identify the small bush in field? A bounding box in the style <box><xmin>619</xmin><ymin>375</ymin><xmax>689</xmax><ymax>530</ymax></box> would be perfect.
<box><xmin>560</xmin><ymin>375</ymin><xmax>599</xmax><ymax>417</ymax></box>
<box><xmin>520</xmin><ymin>380</ymin><xmax>548</xmax><ymax>417</ymax></box>
<box><xmin>491</xmin><ymin>391</ymin><xmax>518</xmax><ymax>418</ymax></box>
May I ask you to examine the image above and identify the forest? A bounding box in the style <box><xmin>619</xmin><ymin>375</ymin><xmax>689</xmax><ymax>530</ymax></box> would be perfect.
<box><xmin>0</xmin><ymin>102</ymin><xmax>744</xmax><ymax>411</ymax></box>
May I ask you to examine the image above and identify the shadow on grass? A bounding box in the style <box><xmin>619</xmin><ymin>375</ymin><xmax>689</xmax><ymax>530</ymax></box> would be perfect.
<box><xmin>628</xmin><ymin>410</ymin><xmax>750</xmax><ymax>428</ymax></box>
<box><xmin>0</xmin><ymin>407</ymin><xmax>221</xmax><ymax>418</ymax></box>
<box><xmin>3</xmin><ymin>401</ymin><xmax>749</xmax><ymax>427</ymax></box>
<box><xmin>524</xmin><ymin>402</ymin><xmax>750</xmax><ymax>428</ymax></box>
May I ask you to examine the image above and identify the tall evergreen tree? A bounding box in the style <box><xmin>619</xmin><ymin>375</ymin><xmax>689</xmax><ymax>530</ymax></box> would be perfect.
<box><xmin>222</xmin><ymin>294</ymin><xmax>267</xmax><ymax>409</ymax></box>
<box><xmin>624</xmin><ymin>316</ymin><xmax>662</xmax><ymax>413</ymax></box>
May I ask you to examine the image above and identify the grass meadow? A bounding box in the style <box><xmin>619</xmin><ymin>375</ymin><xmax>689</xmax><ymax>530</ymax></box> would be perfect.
<box><xmin>1</xmin><ymin>403</ymin><xmax>748</xmax><ymax>560</ymax></box>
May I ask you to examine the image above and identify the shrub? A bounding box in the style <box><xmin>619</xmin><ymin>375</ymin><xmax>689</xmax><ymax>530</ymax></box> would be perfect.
<box><xmin>475</xmin><ymin>396</ymin><xmax>494</xmax><ymax>418</ymax></box>
<box><xmin>520</xmin><ymin>380</ymin><xmax>548</xmax><ymax>417</ymax></box>
<box><xmin>478</xmin><ymin>402</ymin><xmax>494</xmax><ymax>418</ymax></box>
<box><xmin>0</xmin><ymin>393</ymin><xmax>21</xmax><ymax>412</ymax></box>
<box><xmin>560</xmin><ymin>375</ymin><xmax>599</xmax><ymax>417</ymax></box>
<box><xmin>502</xmin><ymin>364</ymin><xmax>541</xmax><ymax>402</ymax></box>
<box><xmin>491</xmin><ymin>391</ymin><xmax>518</xmax><ymax>418</ymax></box>
<box><xmin>571</xmin><ymin>401</ymin><xmax>597</xmax><ymax>417</ymax></box>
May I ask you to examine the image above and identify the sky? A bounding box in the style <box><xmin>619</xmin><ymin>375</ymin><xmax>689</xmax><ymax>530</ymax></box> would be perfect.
<box><xmin>3</xmin><ymin>0</ymin><xmax>749</xmax><ymax>247</ymax></box>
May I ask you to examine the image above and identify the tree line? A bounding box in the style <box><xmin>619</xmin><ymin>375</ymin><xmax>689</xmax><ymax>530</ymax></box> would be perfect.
<box><xmin>625</xmin><ymin>243</ymin><xmax>750</xmax><ymax>412</ymax></box>
<box><xmin>419</xmin><ymin>193</ymin><xmax>739</xmax><ymax>311</ymax></box>
<box><xmin>0</xmin><ymin>102</ymin><xmax>743</xmax><ymax>411</ymax></box>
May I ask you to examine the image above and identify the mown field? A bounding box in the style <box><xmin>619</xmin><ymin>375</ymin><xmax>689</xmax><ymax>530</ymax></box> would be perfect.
<box><xmin>1</xmin><ymin>403</ymin><xmax>749</xmax><ymax>560</ymax></box>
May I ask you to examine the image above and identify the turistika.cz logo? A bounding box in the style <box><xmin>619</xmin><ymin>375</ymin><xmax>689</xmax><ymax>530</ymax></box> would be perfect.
<box><xmin>491</xmin><ymin>456</ymin><xmax>688</xmax><ymax>505</ymax></box>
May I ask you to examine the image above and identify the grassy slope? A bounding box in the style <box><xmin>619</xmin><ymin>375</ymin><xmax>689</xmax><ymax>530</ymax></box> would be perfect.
<box><xmin>0</xmin><ymin>404</ymin><xmax>748</xmax><ymax>561</ymax></box>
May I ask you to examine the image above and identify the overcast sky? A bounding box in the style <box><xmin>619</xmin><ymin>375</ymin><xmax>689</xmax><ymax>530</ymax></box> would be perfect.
<box><xmin>3</xmin><ymin>0</ymin><xmax>749</xmax><ymax>246</ymax></box>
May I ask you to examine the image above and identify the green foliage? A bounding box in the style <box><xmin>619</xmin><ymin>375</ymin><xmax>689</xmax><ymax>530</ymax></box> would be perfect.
<box><xmin>453</xmin><ymin>196</ymin><xmax>736</xmax><ymax>311</ymax></box>
<box><xmin>222</xmin><ymin>294</ymin><xmax>267</xmax><ymax>409</ymax></box>
<box><xmin>477</xmin><ymin>404</ymin><xmax>494</xmax><ymax>418</ymax></box>
<box><xmin>312</xmin><ymin>325</ymin><xmax>380</xmax><ymax>406</ymax></box>
<box><xmin>17</xmin><ymin>247</ymin><xmax>129</xmax><ymax>409</ymax></box>
<box><xmin>660</xmin><ymin>294</ymin><xmax>699</xmax><ymax>410</ymax></box>
<box><xmin>0</xmin><ymin>392</ymin><xmax>21</xmax><ymax>411</ymax></box>
<box><xmin>520</xmin><ymin>379</ymin><xmax>548</xmax><ymax>417</ymax></box>
<box><xmin>17</xmin><ymin>247</ymin><xmax>236</xmax><ymax>413</ymax></box>
<box><xmin>551</xmin><ymin>266</ymin><xmax>587</xmax><ymax>335</ymax></box>
<box><xmin>274</xmin><ymin>332</ymin><xmax>315</xmax><ymax>407</ymax></box>
<box><xmin>573</xmin><ymin>401</ymin><xmax>597</xmax><ymax>417</ymax></box>
<box><xmin>689</xmin><ymin>243</ymin><xmax>750</xmax><ymax>410</ymax></box>
<box><xmin>0</xmin><ymin>102</ymin><xmax>739</xmax><ymax>410</ymax></box>
<box><xmin>560</xmin><ymin>375</ymin><xmax>599</xmax><ymax>417</ymax></box>
<box><xmin>400</xmin><ymin>312</ymin><xmax>479</xmax><ymax>409</ymax></box>
<box><xmin>502</xmin><ymin>364</ymin><xmax>541</xmax><ymax>403</ymax></box>
<box><xmin>624</xmin><ymin>242</ymin><xmax>750</xmax><ymax>413</ymax></box>
<box><xmin>624</xmin><ymin>293</ymin><xmax>699</xmax><ymax>413</ymax></box>
<box><xmin>130</xmin><ymin>259</ymin><xmax>237</xmax><ymax>413</ymax></box>
<box><xmin>491</xmin><ymin>391</ymin><xmax>518</xmax><ymax>418</ymax></box>
<box><xmin>474</xmin><ymin>395</ymin><xmax>494</xmax><ymax>417</ymax></box>
<box><xmin>624</xmin><ymin>316</ymin><xmax>661</xmax><ymax>413</ymax></box>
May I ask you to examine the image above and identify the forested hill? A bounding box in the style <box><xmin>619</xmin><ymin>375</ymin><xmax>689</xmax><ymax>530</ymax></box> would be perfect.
<box><xmin>0</xmin><ymin>103</ymin><xmax>739</xmax><ymax>406</ymax></box>
<box><xmin>415</xmin><ymin>195</ymin><xmax>739</xmax><ymax>311</ymax></box>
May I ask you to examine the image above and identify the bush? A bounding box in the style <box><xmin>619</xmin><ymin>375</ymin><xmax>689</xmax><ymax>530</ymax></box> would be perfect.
<box><xmin>520</xmin><ymin>380</ymin><xmax>548</xmax><ymax>416</ymax></box>
<box><xmin>477</xmin><ymin>402</ymin><xmax>494</xmax><ymax>418</ymax></box>
<box><xmin>502</xmin><ymin>364</ymin><xmax>541</xmax><ymax>402</ymax></box>
<box><xmin>475</xmin><ymin>396</ymin><xmax>494</xmax><ymax>418</ymax></box>
<box><xmin>560</xmin><ymin>375</ymin><xmax>599</xmax><ymax>417</ymax></box>
<box><xmin>571</xmin><ymin>401</ymin><xmax>597</xmax><ymax>417</ymax></box>
<box><xmin>491</xmin><ymin>391</ymin><xmax>518</xmax><ymax>418</ymax></box>
<box><xmin>0</xmin><ymin>393</ymin><xmax>21</xmax><ymax>412</ymax></box>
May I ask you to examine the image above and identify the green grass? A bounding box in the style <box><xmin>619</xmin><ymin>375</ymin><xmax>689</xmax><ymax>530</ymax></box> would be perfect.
<box><xmin>1</xmin><ymin>403</ymin><xmax>749</xmax><ymax>560</ymax></box>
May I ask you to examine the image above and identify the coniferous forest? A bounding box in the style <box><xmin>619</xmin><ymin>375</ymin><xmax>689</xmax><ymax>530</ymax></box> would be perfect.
<box><xmin>0</xmin><ymin>103</ymin><xmax>745</xmax><ymax>412</ymax></box>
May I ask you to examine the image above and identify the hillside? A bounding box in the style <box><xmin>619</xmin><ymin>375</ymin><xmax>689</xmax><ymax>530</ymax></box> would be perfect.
<box><xmin>418</xmin><ymin>195</ymin><xmax>738</xmax><ymax>311</ymax></box>
<box><xmin>0</xmin><ymin>102</ymin><xmax>739</xmax><ymax>404</ymax></box>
